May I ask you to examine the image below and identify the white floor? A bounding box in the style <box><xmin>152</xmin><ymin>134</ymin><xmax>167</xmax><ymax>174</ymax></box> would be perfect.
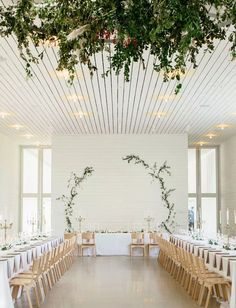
<box><xmin>16</xmin><ymin>256</ymin><xmax>219</xmax><ymax>308</ymax></box>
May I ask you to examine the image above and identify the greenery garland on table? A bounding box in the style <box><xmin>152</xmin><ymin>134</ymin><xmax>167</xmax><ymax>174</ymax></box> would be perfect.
<box><xmin>123</xmin><ymin>154</ymin><xmax>176</xmax><ymax>234</ymax></box>
<box><xmin>0</xmin><ymin>0</ymin><xmax>236</xmax><ymax>93</ymax></box>
<box><xmin>57</xmin><ymin>166</ymin><xmax>94</xmax><ymax>233</ymax></box>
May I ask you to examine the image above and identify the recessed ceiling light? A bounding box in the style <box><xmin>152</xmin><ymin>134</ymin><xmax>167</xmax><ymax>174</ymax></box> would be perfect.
<box><xmin>71</xmin><ymin>111</ymin><xmax>90</xmax><ymax>118</ymax></box>
<box><xmin>0</xmin><ymin>112</ymin><xmax>10</xmax><ymax>119</ymax></box>
<box><xmin>22</xmin><ymin>133</ymin><xmax>33</xmax><ymax>139</ymax></box>
<box><xmin>150</xmin><ymin>111</ymin><xmax>167</xmax><ymax>118</ymax></box>
<box><xmin>10</xmin><ymin>124</ymin><xmax>24</xmax><ymax>130</ymax></box>
<box><xmin>34</xmin><ymin>141</ymin><xmax>41</xmax><ymax>146</ymax></box>
<box><xmin>155</xmin><ymin>94</ymin><xmax>176</xmax><ymax>102</ymax></box>
<box><xmin>50</xmin><ymin>69</ymin><xmax>70</xmax><ymax>80</ymax></box>
<box><xmin>205</xmin><ymin>133</ymin><xmax>217</xmax><ymax>139</ymax></box>
<box><xmin>196</xmin><ymin>141</ymin><xmax>209</xmax><ymax>146</ymax></box>
<box><xmin>216</xmin><ymin>124</ymin><xmax>230</xmax><ymax>130</ymax></box>
<box><xmin>65</xmin><ymin>94</ymin><xmax>88</xmax><ymax>102</ymax></box>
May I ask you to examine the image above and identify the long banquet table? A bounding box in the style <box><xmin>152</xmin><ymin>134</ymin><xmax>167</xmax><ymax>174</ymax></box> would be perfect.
<box><xmin>0</xmin><ymin>237</ymin><xmax>63</xmax><ymax>308</ymax></box>
<box><xmin>77</xmin><ymin>232</ymin><xmax>159</xmax><ymax>256</ymax></box>
<box><xmin>170</xmin><ymin>235</ymin><xmax>236</xmax><ymax>308</ymax></box>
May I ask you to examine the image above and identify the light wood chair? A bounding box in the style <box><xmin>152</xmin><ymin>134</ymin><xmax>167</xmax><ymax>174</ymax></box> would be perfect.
<box><xmin>10</xmin><ymin>258</ymin><xmax>41</xmax><ymax>308</ymax></box>
<box><xmin>147</xmin><ymin>233</ymin><xmax>159</xmax><ymax>256</ymax></box>
<box><xmin>80</xmin><ymin>232</ymin><xmax>96</xmax><ymax>256</ymax></box>
<box><xmin>64</xmin><ymin>232</ymin><xmax>77</xmax><ymax>240</ymax></box>
<box><xmin>157</xmin><ymin>237</ymin><xmax>231</xmax><ymax>308</ymax></box>
<box><xmin>130</xmin><ymin>232</ymin><xmax>145</xmax><ymax>256</ymax></box>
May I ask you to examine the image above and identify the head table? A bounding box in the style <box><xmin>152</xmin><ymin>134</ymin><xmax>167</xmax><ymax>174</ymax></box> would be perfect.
<box><xmin>0</xmin><ymin>236</ymin><xmax>63</xmax><ymax>308</ymax></box>
<box><xmin>77</xmin><ymin>232</ymin><xmax>159</xmax><ymax>256</ymax></box>
<box><xmin>170</xmin><ymin>234</ymin><xmax>236</xmax><ymax>308</ymax></box>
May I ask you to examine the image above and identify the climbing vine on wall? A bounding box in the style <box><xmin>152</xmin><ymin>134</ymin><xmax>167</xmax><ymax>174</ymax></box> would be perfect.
<box><xmin>57</xmin><ymin>166</ymin><xmax>94</xmax><ymax>233</ymax></box>
<box><xmin>123</xmin><ymin>154</ymin><xmax>176</xmax><ymax>233</ymax></box>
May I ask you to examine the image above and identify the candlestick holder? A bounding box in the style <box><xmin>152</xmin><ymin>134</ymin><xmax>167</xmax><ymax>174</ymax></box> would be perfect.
<box><xmin>144</xmin><ymin>216</ymin><xmax>154</xmax><ymax>232</ymax></box>
<box><xmin>76</xmin><ymin>216</ymin><xmax>85</xmax><ymax>233</ymax></box>
<box><xmin>225</xmin><ymin>224</ymin><xmax>231</xmax><ymax>246</ymax></box>
<box><xmin>0</xmin><ymin>220</ymin><xmax>13</xmax><ymax>244</ymax></box>
<box><xmin>27</xmin><ymin>218</ymin><xmax>37</xmax><ymax>234</ymax></box>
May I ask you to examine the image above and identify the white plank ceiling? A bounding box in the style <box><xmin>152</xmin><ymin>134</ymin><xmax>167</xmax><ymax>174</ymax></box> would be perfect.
<box><xmin>0</xmin><ymin>9</ymin><xmax>236</xmax><ymax>145</ymax></box>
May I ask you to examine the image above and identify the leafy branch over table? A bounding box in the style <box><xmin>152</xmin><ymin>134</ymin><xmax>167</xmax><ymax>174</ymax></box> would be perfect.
<box><xmin>0</xmin><ymin>0</ymin><xmax>236</xmax><ymax>93</ymax></box>
<box><xmin>123</xmin><ymin>154</ymin><xmax>176</xmax><ymax>234</ymax></box>
<box><xmin>57</xmin><ymin>166</ymin><xmax>94</xmax><ymax>233</ymax></box>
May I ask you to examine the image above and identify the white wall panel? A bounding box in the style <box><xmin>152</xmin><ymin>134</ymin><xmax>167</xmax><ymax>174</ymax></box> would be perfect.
<box><xmin>220</xmin><ymin>135</ymin><xmax>236</xmax><ymax>234</ymax></box>
<box><xmin>52</xmin><ymin>134</ymin><xmax>188</xmax><ymax>233</ymax></box>
<box><xmin>0</xmin><ymin>133</ymin><xmax>19</xmax><ymax>233</ymax></box>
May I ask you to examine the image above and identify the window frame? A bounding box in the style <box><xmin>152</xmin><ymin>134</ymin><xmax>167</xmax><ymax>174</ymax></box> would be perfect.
<box><xmin>188</xmin><ymin>146</ymin><xmax>220</xmax><ymax>231</ymax></box>
<box><xmin>19</xmin><ymin>145</ymin><xmax>51</xmax><ymax>232</ymax></box>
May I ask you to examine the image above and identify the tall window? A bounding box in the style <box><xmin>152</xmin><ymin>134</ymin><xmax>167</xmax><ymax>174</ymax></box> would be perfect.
<box><xmin>188</xmin><ymin>147</ymin><xmax>219</xmax><ymax>235</ymax></box>
<box><xmin>21</xmin><ymin>147</ymin><xmax>51</xmax><ymax>233</ymax></box>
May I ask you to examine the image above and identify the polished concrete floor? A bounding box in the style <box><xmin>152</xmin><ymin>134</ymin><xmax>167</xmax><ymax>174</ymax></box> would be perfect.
<box><xmin>16</xmin><ymin>256</ymin><xmax>220</xmax><ymax>308</ymax></box>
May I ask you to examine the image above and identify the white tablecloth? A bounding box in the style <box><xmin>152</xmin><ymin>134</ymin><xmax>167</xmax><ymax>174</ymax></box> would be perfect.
<box><xmin>77</xmin><ymin>233</ymin><xmax>159</xmax><ymax>256</ymax></box>
<box><xmin>171</xmin><ymin>235</ymin><xmax>236</xmax><ymax>308</ymax></box>
<box><xmin>0</xmin><ymin>237</ymin><xmax>63</xmax><ymax>308</ymax></box>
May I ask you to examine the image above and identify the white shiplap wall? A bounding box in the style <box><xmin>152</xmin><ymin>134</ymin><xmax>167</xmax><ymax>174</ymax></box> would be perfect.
<box><xmin>52</xmin><ymin>134</ymin><xmax>188</xmax><ymax>233</ymax></box>
<box><xmin>0</xmin><ymin>133</ymin><xmax>20</xmax><ymax>232</ymax></box>
<box><xmin>220</xmin><ymin>135</ymin><xmax>236</xmax><ymax>234</ymax></box>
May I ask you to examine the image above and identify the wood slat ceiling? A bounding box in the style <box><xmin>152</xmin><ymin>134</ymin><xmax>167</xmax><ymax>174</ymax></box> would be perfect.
<box><xmin>0</xmin><ymin>9</ymin><xmax>236</xmax><ymax>145</ymax></box>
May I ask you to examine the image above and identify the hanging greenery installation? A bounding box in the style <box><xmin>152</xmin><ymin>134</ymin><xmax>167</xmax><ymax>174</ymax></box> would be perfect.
<box><xmin>0</xmin><ymin>0</ymin><xmax>235</xmax><ymax>93</ymax></box>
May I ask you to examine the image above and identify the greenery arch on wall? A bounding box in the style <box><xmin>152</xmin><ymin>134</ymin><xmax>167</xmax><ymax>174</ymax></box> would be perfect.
<box><xmin>123</xmin><ymin>154</ymin><xmax>176</xmax><ymax>233</ymax></box>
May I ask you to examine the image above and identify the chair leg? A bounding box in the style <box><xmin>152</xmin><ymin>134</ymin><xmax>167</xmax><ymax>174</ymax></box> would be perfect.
<box><xmin>34</xmin><ymin>285</ymin><xmax>40</xmax><ymax>308</ymax></box>
<box><xmin>205</xmin><ymin>286</ymin><xmax>212</xmax><ymax>308</ymax></box>
<box><xmin>25</xmin><ymin>288</ymin><xmax>33</xmax><ymax>308</ymax></box>
<box><xmin>11</xmin><ymin>285</ymin><xmax>20</xmax><ymax>300</ymax></box>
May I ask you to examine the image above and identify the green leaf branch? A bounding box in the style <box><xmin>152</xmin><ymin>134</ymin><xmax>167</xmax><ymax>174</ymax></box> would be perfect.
<box><xmin>1</xmin><ymin>0</ymin><xmax>236</xmax><ymax>92</ymax></box>
<box><xmin>57</xmin><ymin>166</ymin><xmax>94</xmax><ymax>233</ymax></box>
<box><xmin>123</xmin><ymin>154</ymin><xmax>176</xmax><ymax>234</ymax></box>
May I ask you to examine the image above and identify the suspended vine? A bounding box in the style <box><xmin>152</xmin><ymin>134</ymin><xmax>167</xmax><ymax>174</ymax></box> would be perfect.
<box><xmin>123</xmin><ymin>154</ymin><xmax>176</xmax><ymax>234</ymax></box>
<box><xmin>57</xmin><ymin>166</ymin><xmax>94</xmax><ymax>233</ymax></box>
<box><xmin>0</xmin><ymin>0</ymin><xmax>236</xmax><ymax>93</ymax></box>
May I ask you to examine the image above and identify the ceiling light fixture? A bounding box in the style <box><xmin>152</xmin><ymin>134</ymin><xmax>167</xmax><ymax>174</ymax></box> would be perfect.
<box><xmin>206</xmin><ymin>133</ymin><xmax>217</xmax><ymax>139</ymax></box>
<box><xmin>65</xmin><ymin>94</ymin><xmax>87</xmax><ymax>102</ymax></box>
<box><xmin>216</xmin><ymin>124</ymin><xmax>230</xmax><ymax>130</ymax></box>
<box><xmin>196</xmin><ymin>141</ymin><xmax>209</xmax><ymax>146</ymax></box>
<box><xmin>22</xmin><ymin>133</ymin><xmax>33</xmax><ymax>139</ymax></box>
<box><xmin>150</xmin><ymin>111</ymin><xmax>167</xmax><ymax>118</ymax></box>
<box><xmin>0</xmin><ymin>112</ymin><xmax>10</xmax><ymax>119</ymax></box>
<box><xmin>50</xmin><ymin>69</ymin><xmax>70</xmax><ymax>80</ymax></box>
<box><xmin>10</xmin><ymin>124</ymin><xmax>24</xmax><ymax>130</ymax></box>
<box><xmin>71</xmin><ymin>111</ymin><xmax>89</xmax><ymax>118</ymax></box>
<box><xmin>156</xmin><ymin>94</ymin><xmax>176</xmax><ymax>102</ymax></box>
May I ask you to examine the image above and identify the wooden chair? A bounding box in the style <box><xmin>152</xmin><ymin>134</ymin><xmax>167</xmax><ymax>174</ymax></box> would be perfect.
<box><xmin>147</xmin><ymin>233</ymin><xmax>159</xmax><ymax>256</ymax></box>
<box><xmin>10</xmin><ymin>258</ymin><xmax>41</xmax><ymax>308</ymax></box>
<box><xmin>194</xmin><ymin>256</ymin><xmax>231</xmax><ymax>308</ymax></box>
<box><xmin>64</xmin><ymin>232</ymin><xmax>77</xmax><ymax>240</ymax></box>
<box><xmin>80</xmin><ymin>232</ymin><xmax>96</xmax><ymax>256</ymax></box>
<box><xmin>130</xmin><ymin>232</ymin><xmax>145</xmax><ymax>256</ymax></box>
